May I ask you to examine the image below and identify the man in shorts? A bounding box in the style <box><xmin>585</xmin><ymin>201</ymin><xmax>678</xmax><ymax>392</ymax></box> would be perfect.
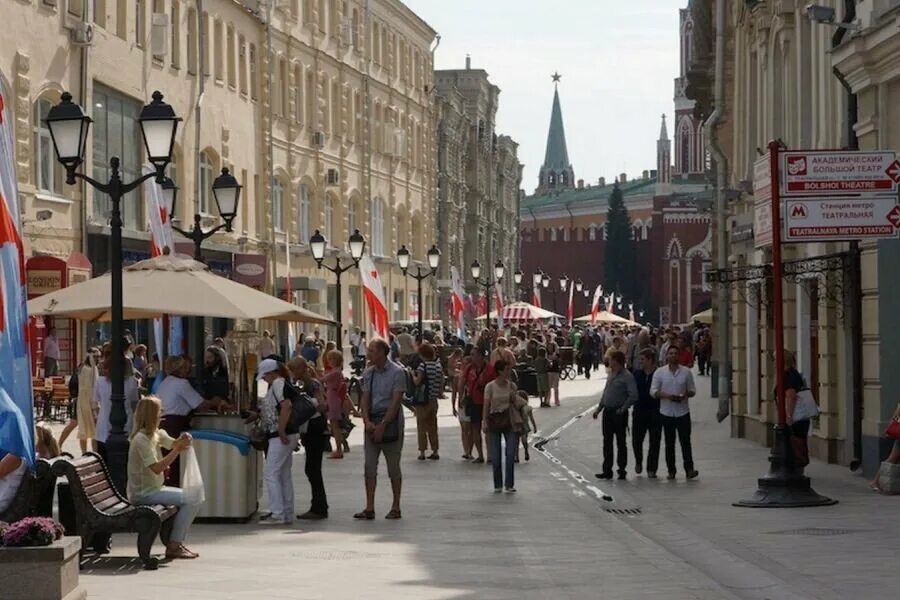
<box><xmin>356</xmin><ymin>339</ymin><xmax>406</xmax><ymax>520</ymax></box>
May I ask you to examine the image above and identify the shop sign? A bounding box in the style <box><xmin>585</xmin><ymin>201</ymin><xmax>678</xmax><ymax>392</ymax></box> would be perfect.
<box><xmin>233</xmin><ymin>253</ymin><xmax>267</xmax><ymax>287</ymax></box>
<box><xmin>27</xmin><ymin>269</ymin><xmax>63</xmax><ymax>295</ymax></box>
<box><xmin>780</xmin><ymin>150</ymin><xmax>899</xmax><ymax>196</ymax></box>
<box><xmin>783</xmin><ymin>196</ymin><xmax>900</xmax><ymax>242</ymax></box>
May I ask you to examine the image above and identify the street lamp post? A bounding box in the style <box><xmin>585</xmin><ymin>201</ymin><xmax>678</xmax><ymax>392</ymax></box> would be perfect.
<box><xmin>471</xmin><ymin>259</ymin><xmax>504</xmax><ymax>332</ymax></box>
<box><xmin>170</xmin><ymin>169</ymin><xmax>242</xmax><ymax>377</ymax></box>
<box><xmin>46</xmin><ymin>90</ymin><xmax>180</xmax><ymax>492</ymax></box>
<box><xmin>397</xmin><ymin>244</ymin><xmax>441</xmax><ymax>339</ymax></box>
<box><xmin>310</xmin><ymin>229</ymin><xmax>365</xmax><ymax>351</ymax></box>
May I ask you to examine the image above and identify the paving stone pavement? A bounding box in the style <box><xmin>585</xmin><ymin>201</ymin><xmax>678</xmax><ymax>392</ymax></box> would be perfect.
<box><xmin>48</xmin><ymin>371</ymin><xmax>898</xmax><ymax>600</ymax></box>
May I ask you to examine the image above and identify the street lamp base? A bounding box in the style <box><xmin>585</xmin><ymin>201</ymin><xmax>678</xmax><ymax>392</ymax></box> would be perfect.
<box><xmin>734</xmin><ymin>424</ymin><xmax>838</xmax><ymax>508</ymax></box>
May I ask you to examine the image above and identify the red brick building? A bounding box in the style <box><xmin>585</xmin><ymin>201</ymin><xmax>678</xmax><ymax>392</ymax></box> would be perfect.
<box><xmin>520</xmin><ymin>27</ymin><xmax>712</xmax><ymax>324</ymax></box>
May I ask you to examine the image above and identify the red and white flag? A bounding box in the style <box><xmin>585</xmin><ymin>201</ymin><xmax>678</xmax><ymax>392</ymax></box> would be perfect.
<box><xmin>144</xmin><ymin>165</ymin><xmax>174</xmax><ymax>257</ymax></box>
<box><xmin>607</xmin><ymin>294</ymin><xmax>615</xmax><ymax>315</ymax></box>
<box><xmin>532</xmin><ymin>285</ymin><xmax>542</xmax><ymax>309</ymax></box>
<box><xmin>567</xmin><ymin>280</ymin><xmax>575</xmax><ymax>326</ymax></box>
<box><xmin>450</xmin><ymin>266</ymin><xmax>466</xmax><ymax>341</ymax></box>
<box><xmin>591</xmin><ymin>285</ymin><xmax>603</xmax><ymax>324</ymax></box>
<box><xmin>629</xmin><ymin>303</ymin><xmax>635</xmax><ymax>323</ymax></box>
<box><xmin>494</xmin><ymin>282</ymin><xmax>504</xmax><ymax>329</ymax></box>
<box><xmin>358</xmin><ymin>255</ymin><xmax>389</xmax><ymax>340</ymax></box>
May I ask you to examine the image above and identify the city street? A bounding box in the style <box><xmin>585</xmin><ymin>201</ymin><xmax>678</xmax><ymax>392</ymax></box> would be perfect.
<box><xmin>73</xmin><ymin>373</ymin><xmax>899</xmax><ymax>600</ymax></box>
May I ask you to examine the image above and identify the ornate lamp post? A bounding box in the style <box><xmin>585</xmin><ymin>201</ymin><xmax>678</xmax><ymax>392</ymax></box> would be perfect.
<box><xmin>170</xmin><ymin>169</ymin><xmax>242</xmax><ymax>376</ymax></box>
<box><xmin>46</xmin><ymin>90</ymin><xmax>180</xmax><ymax>491</ymax></box>
<box><xmin>471</xmin><ymin>259</ymin><xmax>504</xmax><ymax>330</ymax></box>
<box><xmin>397</xmin><ymin>244</ymin><xmax>440</xmax><ymax>339</ymax></box>
<box><xmin>310</xmin><ymin>229</ymin><xmax>365</xmax><ymax>350</ymax></box>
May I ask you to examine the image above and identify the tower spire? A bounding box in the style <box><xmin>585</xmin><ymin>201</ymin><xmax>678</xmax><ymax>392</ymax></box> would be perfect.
<box><xmin>659</xmin><ymin>113</ymin><xmax>669</xmax><ymax>141</ymax></box>
<box><xmin>536</xmin><ymin>73</ymin><xmax>575</xmax><ymax>195</ymax></box>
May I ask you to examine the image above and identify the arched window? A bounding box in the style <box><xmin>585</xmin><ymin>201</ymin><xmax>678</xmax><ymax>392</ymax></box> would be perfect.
<box><xmin>298</xmin><ymin>183</ymin><xmax>311</xmax><ymax>242</ymax></box>
<box><xmin>324</xmin><ymin>193</ymin><xmax>334</xmax><ymax>244</ymax></box>
<box><xmin>198</xmin><ymin>151</ymin><xmax>214</xmax><ymax>213</ymax></box>
<box><xmin>33</xmin><ymin>98</ymin><xmax>63</xmax><ymax>195</ymax></box>
<box><xmin>371</xmin><ymin>197</ymin><xmax>384</xmax><ymax>256</ymax></box>
<box><xmin>272</xmin><ymin>178</ymin><xmax>285</xmax><ymax>231</ymax></box>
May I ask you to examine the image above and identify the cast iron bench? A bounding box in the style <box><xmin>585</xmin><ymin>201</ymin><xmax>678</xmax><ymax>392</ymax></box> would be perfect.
<box><xmin>52</xmin><ymin>453</ymin><xmax>177</xmax><ymax>570</ymax></box>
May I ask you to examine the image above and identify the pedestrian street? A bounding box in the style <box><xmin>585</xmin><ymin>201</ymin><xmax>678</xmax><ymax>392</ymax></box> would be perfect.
<box><xmin>73</xmin><ymin>374</ymin><xmax>900</xmax><ymax>600</ymax></box>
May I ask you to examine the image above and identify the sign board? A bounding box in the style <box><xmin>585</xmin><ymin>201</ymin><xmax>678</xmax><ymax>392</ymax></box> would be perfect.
<box><xmin>781</xmin><ymin>150</ymin><xmax>900</xmax><ymax>196</ymax></box>
<box><xmin>659</xmin><ymin>307</ymin><xmax>671</xmax><ymax>327</ymax></box>
<box><xmin>784</xmin><ymin>196</ymin><xmax>900</xmax><ymax>242</ymax></box>
<box><xmin>753</xmin><ymin>155</ymin><xmax>772</xmax><ymax>200</ymax></box>
<box><xmin>754</xmin><ymin>201</ymin><xmax>773</xmax><ymax>248</ymax></box>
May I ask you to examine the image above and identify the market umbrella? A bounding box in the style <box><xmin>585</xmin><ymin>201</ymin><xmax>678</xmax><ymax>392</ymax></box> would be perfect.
<box><xmin>26</xmin><ymin>254</ymin><xmax>332</xmax><ymax>324</ymax></box>
<box><xmin>476</xmin><ymin>301</ymin><xmax>562</xmax><ymax>323</ymax></box>
<box><xmin>574</xmin><ymin>310</ymin><xmax>638</xmax><ymax>326</ymax></box>
<box><xmin>690</xmin><ymin>308</ymin><xmax>713</xmax><ymax>324</ymax></box>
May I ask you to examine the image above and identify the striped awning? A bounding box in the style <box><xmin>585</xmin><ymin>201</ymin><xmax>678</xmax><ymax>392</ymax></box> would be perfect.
<box><xmin>500</xmin><ymin>302</ymin><xmax>562</xmax><ymax>323</ymax></box>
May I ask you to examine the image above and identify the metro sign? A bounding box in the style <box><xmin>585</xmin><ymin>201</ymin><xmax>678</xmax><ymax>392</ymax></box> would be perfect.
<box><xmin>784</xmin><ymin>196</ymin><xmax>900</xmax><ymax>242</ymax></box>
<box><xmin>781</xmin><ymin>151</ymin><xmax>899</xmax><ymax>196</ymax></box>
<box><xmin>888</xmin><ymin>204</ymin><xmax>900</xmax><ymax>229</ymax></box>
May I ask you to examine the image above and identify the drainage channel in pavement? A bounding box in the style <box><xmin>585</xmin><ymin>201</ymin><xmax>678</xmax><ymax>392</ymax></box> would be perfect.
<box><xmin>532</xmin><ymin>404</ymin><xmax>633</xmax><ymax>509</ymax></box>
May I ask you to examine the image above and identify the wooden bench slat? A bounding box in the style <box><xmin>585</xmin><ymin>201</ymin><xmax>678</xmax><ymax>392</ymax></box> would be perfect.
<box><xmin>83</xmin><ymin>479</ymin><xmax>114</xmax><ymax>496</ymax></box>
<box><xmin>87</xmin><ymin>487</ymin><xmax>118</xmax><ymax>505</ymax></box>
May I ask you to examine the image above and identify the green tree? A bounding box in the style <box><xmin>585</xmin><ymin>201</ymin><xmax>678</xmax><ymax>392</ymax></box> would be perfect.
<box><xmin>604</xmin><ymin>182</ymin><xmax>637</xmax><ymax>299</ymax></box>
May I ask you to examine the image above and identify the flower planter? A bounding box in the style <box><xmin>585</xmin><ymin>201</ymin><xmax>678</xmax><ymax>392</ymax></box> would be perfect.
<box><xmin>0</xmin><ymin>536</ymin><xmax>86</xmax><ymax>600</ymax></box>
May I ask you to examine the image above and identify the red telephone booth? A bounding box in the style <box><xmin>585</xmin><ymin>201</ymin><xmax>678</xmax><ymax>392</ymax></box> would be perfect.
<box><xmin>26</xmin><ymin>253</ymin><xmax>92</xmax><ymax>377</ymax></box>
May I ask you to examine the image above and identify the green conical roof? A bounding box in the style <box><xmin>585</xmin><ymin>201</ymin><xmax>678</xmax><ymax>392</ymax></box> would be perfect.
<box><xmin>542</xmin><ymin>86</ymin><xmax>571</xmax><ymax>171</ymax></box>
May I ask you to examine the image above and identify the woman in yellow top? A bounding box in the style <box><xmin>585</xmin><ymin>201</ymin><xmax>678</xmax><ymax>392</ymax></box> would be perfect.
<box><xmin>127</xmin><ymin>396</ymin><xmax>201</xmax><ymax>560</ymax></box>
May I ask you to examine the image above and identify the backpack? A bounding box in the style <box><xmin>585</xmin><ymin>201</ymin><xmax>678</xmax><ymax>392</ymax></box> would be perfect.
<box><xmin>402</xmin><ymin>365</ymin><xmax>429</xmax><ymax>409</ymax></box>
<box><xmin>282</xmin><ymin>380</ymin><xmax>318</xmax><ymax>434</ymax></box>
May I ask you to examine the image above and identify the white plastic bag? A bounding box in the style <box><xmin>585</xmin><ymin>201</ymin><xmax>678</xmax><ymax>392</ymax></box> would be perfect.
<box><xmin>181</xmin><ymin>447</ymin><xmax>206</xmax><ymax>506</ymax></box>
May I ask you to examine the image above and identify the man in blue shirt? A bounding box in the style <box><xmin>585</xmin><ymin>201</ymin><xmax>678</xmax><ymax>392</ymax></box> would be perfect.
<box><xmin>300</xmin><ymin>337</ymin><xmax>320</xmax><ymax>365</ymax></box>
<box><xmin>632</xmin><ymin>348</ymin><xmax>662</xmax><ymax>478</ymax></box>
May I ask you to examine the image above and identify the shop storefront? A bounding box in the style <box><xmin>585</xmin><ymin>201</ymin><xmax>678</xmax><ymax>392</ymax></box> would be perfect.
<box><xmin>25</xmin><ymin>253</ymin><xmax>92</xmax><ymax>377</ymax></box>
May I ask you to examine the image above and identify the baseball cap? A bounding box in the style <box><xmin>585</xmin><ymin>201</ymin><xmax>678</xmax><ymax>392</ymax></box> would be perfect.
<box><xmin>256</xmin><ymin>358</ymin><xmax>279</xmax><ymax>380</ymax></box>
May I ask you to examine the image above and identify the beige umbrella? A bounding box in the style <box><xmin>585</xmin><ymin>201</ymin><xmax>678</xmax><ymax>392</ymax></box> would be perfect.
<box><xmin>690</xmin><ymin>308</ymin><xmax>713</xmax><ymax>324</ymax></box>
<box><xmin>27</xmin><ymin>254</ymin><xmax>332</xmax><ymax>324</ymax></box>
<box><xmin>475</xmin><ymin>301</ymin><xmax>563</xmax><ymax>322</ymax></box>
<box><xmin>574</xmin><ymin>310</ymin><xmax>638</xmax><ymax>326</ymax></box>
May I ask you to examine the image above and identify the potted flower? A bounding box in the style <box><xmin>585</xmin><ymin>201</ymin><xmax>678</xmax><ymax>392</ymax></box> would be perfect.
<box><xmin>0</xmin><ymin>517</ymin><xmax>86</xmax><ymax>600</ymax></box>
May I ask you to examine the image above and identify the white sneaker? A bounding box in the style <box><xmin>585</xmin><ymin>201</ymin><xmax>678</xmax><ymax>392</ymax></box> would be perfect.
<box><xmin>505</xmin><ymin>487</ymin><xmax>517</xmax><ymax>494</ymax></box>
<box><xmin>494</xmin><ymin>487</ymin><xmax>503</xmax><ymax>493</ymax></box>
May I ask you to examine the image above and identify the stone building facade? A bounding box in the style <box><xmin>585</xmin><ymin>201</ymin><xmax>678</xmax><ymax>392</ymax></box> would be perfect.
<box><xmin>434</xmin><ymin>60</ymin><xmax>522</xmax><ymax>304</ymax></box>
<box><xmin>688</xmin><ymin>0</ymin><xmax>900</xmax><ymax>475</ymax></box>
<box><xmin>2</xmin><ymin>0</ymin><xmax>439</xmax><ymax>362</ymax></box>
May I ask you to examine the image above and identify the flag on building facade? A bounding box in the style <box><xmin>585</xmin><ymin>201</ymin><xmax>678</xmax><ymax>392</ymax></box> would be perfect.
<box><xmin>629</xmin><ymin>303</ymin><xmax>635</xmax><ymax>323</ymax></box>
<box><xmin>567</xmin><ymin>280</ymin><xmax>575</xmax><ymax>326</ymax></box>
<box><xmin>450</xmin><ymin>266</ymin><xmax>466</xmax><ymax>341</ymax></box>
<box><xmin>358</xmin><ymin>255</ymin><xmax>389</xmax><ymax>340</ymax></box>
<box><xmin>591</xmin><ymin>285</ymin><xmax>603</xmax><ymax>325</ymax></box>
<box><xmin>0</xmin><ymin>85</ymin><xmax>35</xmax><ymax>466</ymax></box>
<box><xmin>532</xmin><ymin>285</ymin><xmax>542</xmax><ymax>309</ymax></box>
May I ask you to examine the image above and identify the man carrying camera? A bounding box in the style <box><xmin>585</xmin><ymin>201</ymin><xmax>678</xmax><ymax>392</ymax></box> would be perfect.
<box><xmin>650</xmin><ymin>345</ymin><xmax>698</xmax><ymax>481</ymax></box>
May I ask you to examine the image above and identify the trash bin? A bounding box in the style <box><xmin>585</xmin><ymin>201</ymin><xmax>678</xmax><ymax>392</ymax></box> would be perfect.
<box><xmin>514</xmin><ymin>366</ymin><xmax>538</xmax><ymax>397</ymax></box>
<box><xmin>185</xmin><ymin>429</ymin><xmax>261</xmax><ymax>522</ymax></box>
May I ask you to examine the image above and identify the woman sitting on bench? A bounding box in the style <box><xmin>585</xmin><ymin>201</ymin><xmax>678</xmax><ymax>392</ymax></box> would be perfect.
<box><xmin>127</xmin><ymin>396</ymin><xmax>201</xmax><ymax>560</ymax></box>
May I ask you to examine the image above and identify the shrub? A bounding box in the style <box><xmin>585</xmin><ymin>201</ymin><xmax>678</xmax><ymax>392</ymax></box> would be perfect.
<box><xmin>0</xmin><ymin>517</ymin><xmax>65</xmax><ymax>547</ymax></box>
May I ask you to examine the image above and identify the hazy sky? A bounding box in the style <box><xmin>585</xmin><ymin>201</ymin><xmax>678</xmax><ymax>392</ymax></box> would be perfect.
<box><xmin>403</xmin><ymin>0</ymin><xmax>686</xmax><ymax>195</ymax></box>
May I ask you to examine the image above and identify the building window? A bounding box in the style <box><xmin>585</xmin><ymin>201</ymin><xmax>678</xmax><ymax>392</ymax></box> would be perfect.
<box><xmin>249</xmin><ymin>44</ymin><xmax>258</xmax><ymax>100</ymax></box>
<box><xmin>92</xmin><ymin>85</ymin><xmax>144</xmax><ymax>230</ymax></box>
<box><xmin>187</xmin><ymin>8</ymin><xmax>197</xmax><ymax>74</ymax></box>
<box><xmin>226</xmin><ymin>25</ymin><xmax>236</xmax><ymax>87</ymax></box>
<box><xmin>348</xmin><ymin>198</ymin><xmax>359</xmax><ymax>238</ymax></box>
<box><xmin>94</xmin><ymin>0</ymin><xmax>107</xmax><ymax>28</ymax></box>
<box><xmin>116</xmin><ymin>0</ymin><xmax>127</xmax><ymax>39</ymax></box>
<box><xmin>170</xmin><ymin>0</ymin><xmax>180</xmax><ymax>68</ymax></box>
<box><xmin>324</xmin><ymin>193</ymin><xmax>334</xmax><ymax>244</ymax></box>
<box><xmin>294</xmin><ymin>65</ymin><xmax>303</xmax><ymax>123</ymax></box>
<box><xmin>331</xmin><ymin>79</ymin><xmax>340</xmax><ymax>137</ymax></box>
<box><xmin>298</xmin><ymin>183</ymin><xmax>310</xmax><ymax>243</ymax></box>
<box><xmin>371</xmin><ymin>197</ymin><xmax>384</xmax><ymax>256</ymax></box>
<box><xmin>373</xmin><ymin>22</ymin><xmax>380</xmax><ymax>64</ymax></box>
<box><xmin>135</xmin><ymin>0</ymin><xmax>146</xmax><ymax>47</ymax></box>
<box><xmin>33</xmin><ymin>98</ymin><xmax>64</xmax><ymax>196</ymax></box>
<box><xmin>352</xmin><ymin>8</ymin><xmax>360</xmax><ymax>50</ymax></box>
<box><xmin>201</xmin><ymin>11</ymin><xmax>210</xmax><ymax>77</ymax></box>
<box><xmin>317</xmin><ymin>0</ymin><xmax>325</xmax><ymax>31</ymax></box>
<box><xmin>328</xmin><ymin>0</ymin><xmax>336</xmax><ymax>36</ymax></box>
<box><xmin>198</xmin><ymin>151</ymin><xmax>214</xmax><ymax>214</ymax></box>
<box><xmin>272</xmin><ymin>179</ymin><xmax>285</xmax><ymax>232</ymax></box>
<box><xmin>305</xmin><ymin>70</ymin><xmax>315</xmax><ymax>125</ymax></box>
<box><xmin>213</xmin><ymin>19</ymin><xmax>223</xmax><ymax>81</ymax></box>
<box><xmin>239</xmin><ymin>36</ymin><xmax>247</xmax><ymax>94</ymax></box>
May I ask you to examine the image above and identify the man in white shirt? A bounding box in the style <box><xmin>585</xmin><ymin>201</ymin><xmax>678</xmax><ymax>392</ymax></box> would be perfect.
<box><xmin>650</xmin><ymin>345</ymin><xmax>698</xmax><ymax>480</ymax></box>
<box><xmin>44</xmin><ymin>327</ymin><xmax>60</xmax><ymax>376</ymax></box>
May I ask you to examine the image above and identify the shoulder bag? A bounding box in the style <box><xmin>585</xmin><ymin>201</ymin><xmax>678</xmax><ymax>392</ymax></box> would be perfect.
<box><xmin>792</xmin><ymin>385</ymin><xmax>820</xmax><ymax>422</ymax></box>
<box><xmin>486</xmin><ymin>384</ymin><xmax>513</xmax><ymax>433</ymax></box>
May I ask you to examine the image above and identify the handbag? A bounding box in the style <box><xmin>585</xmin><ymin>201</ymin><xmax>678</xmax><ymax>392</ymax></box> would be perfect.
<box><xmin>487</xmin><ymin>407</ymin><xmax>511</xmax><ymax>432</ymax></box>
<box><xmin>793</xmin><ymin>388</ymin><xmax>820</xmax><ymax>422</ymax></box>
<box><xmin>371</xmin><ymin>410</ymin><xmax>400</xmax><ymax>443</ymax></box>
<box><xmin>885</xmin><ymin>418</ymin><xmax>900</xmax><ymax>440</ymax></box>
<box><xmin>181</xmin><ymin>447</ymin><xmax>206</xmax><ymax>505</ymax></box>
